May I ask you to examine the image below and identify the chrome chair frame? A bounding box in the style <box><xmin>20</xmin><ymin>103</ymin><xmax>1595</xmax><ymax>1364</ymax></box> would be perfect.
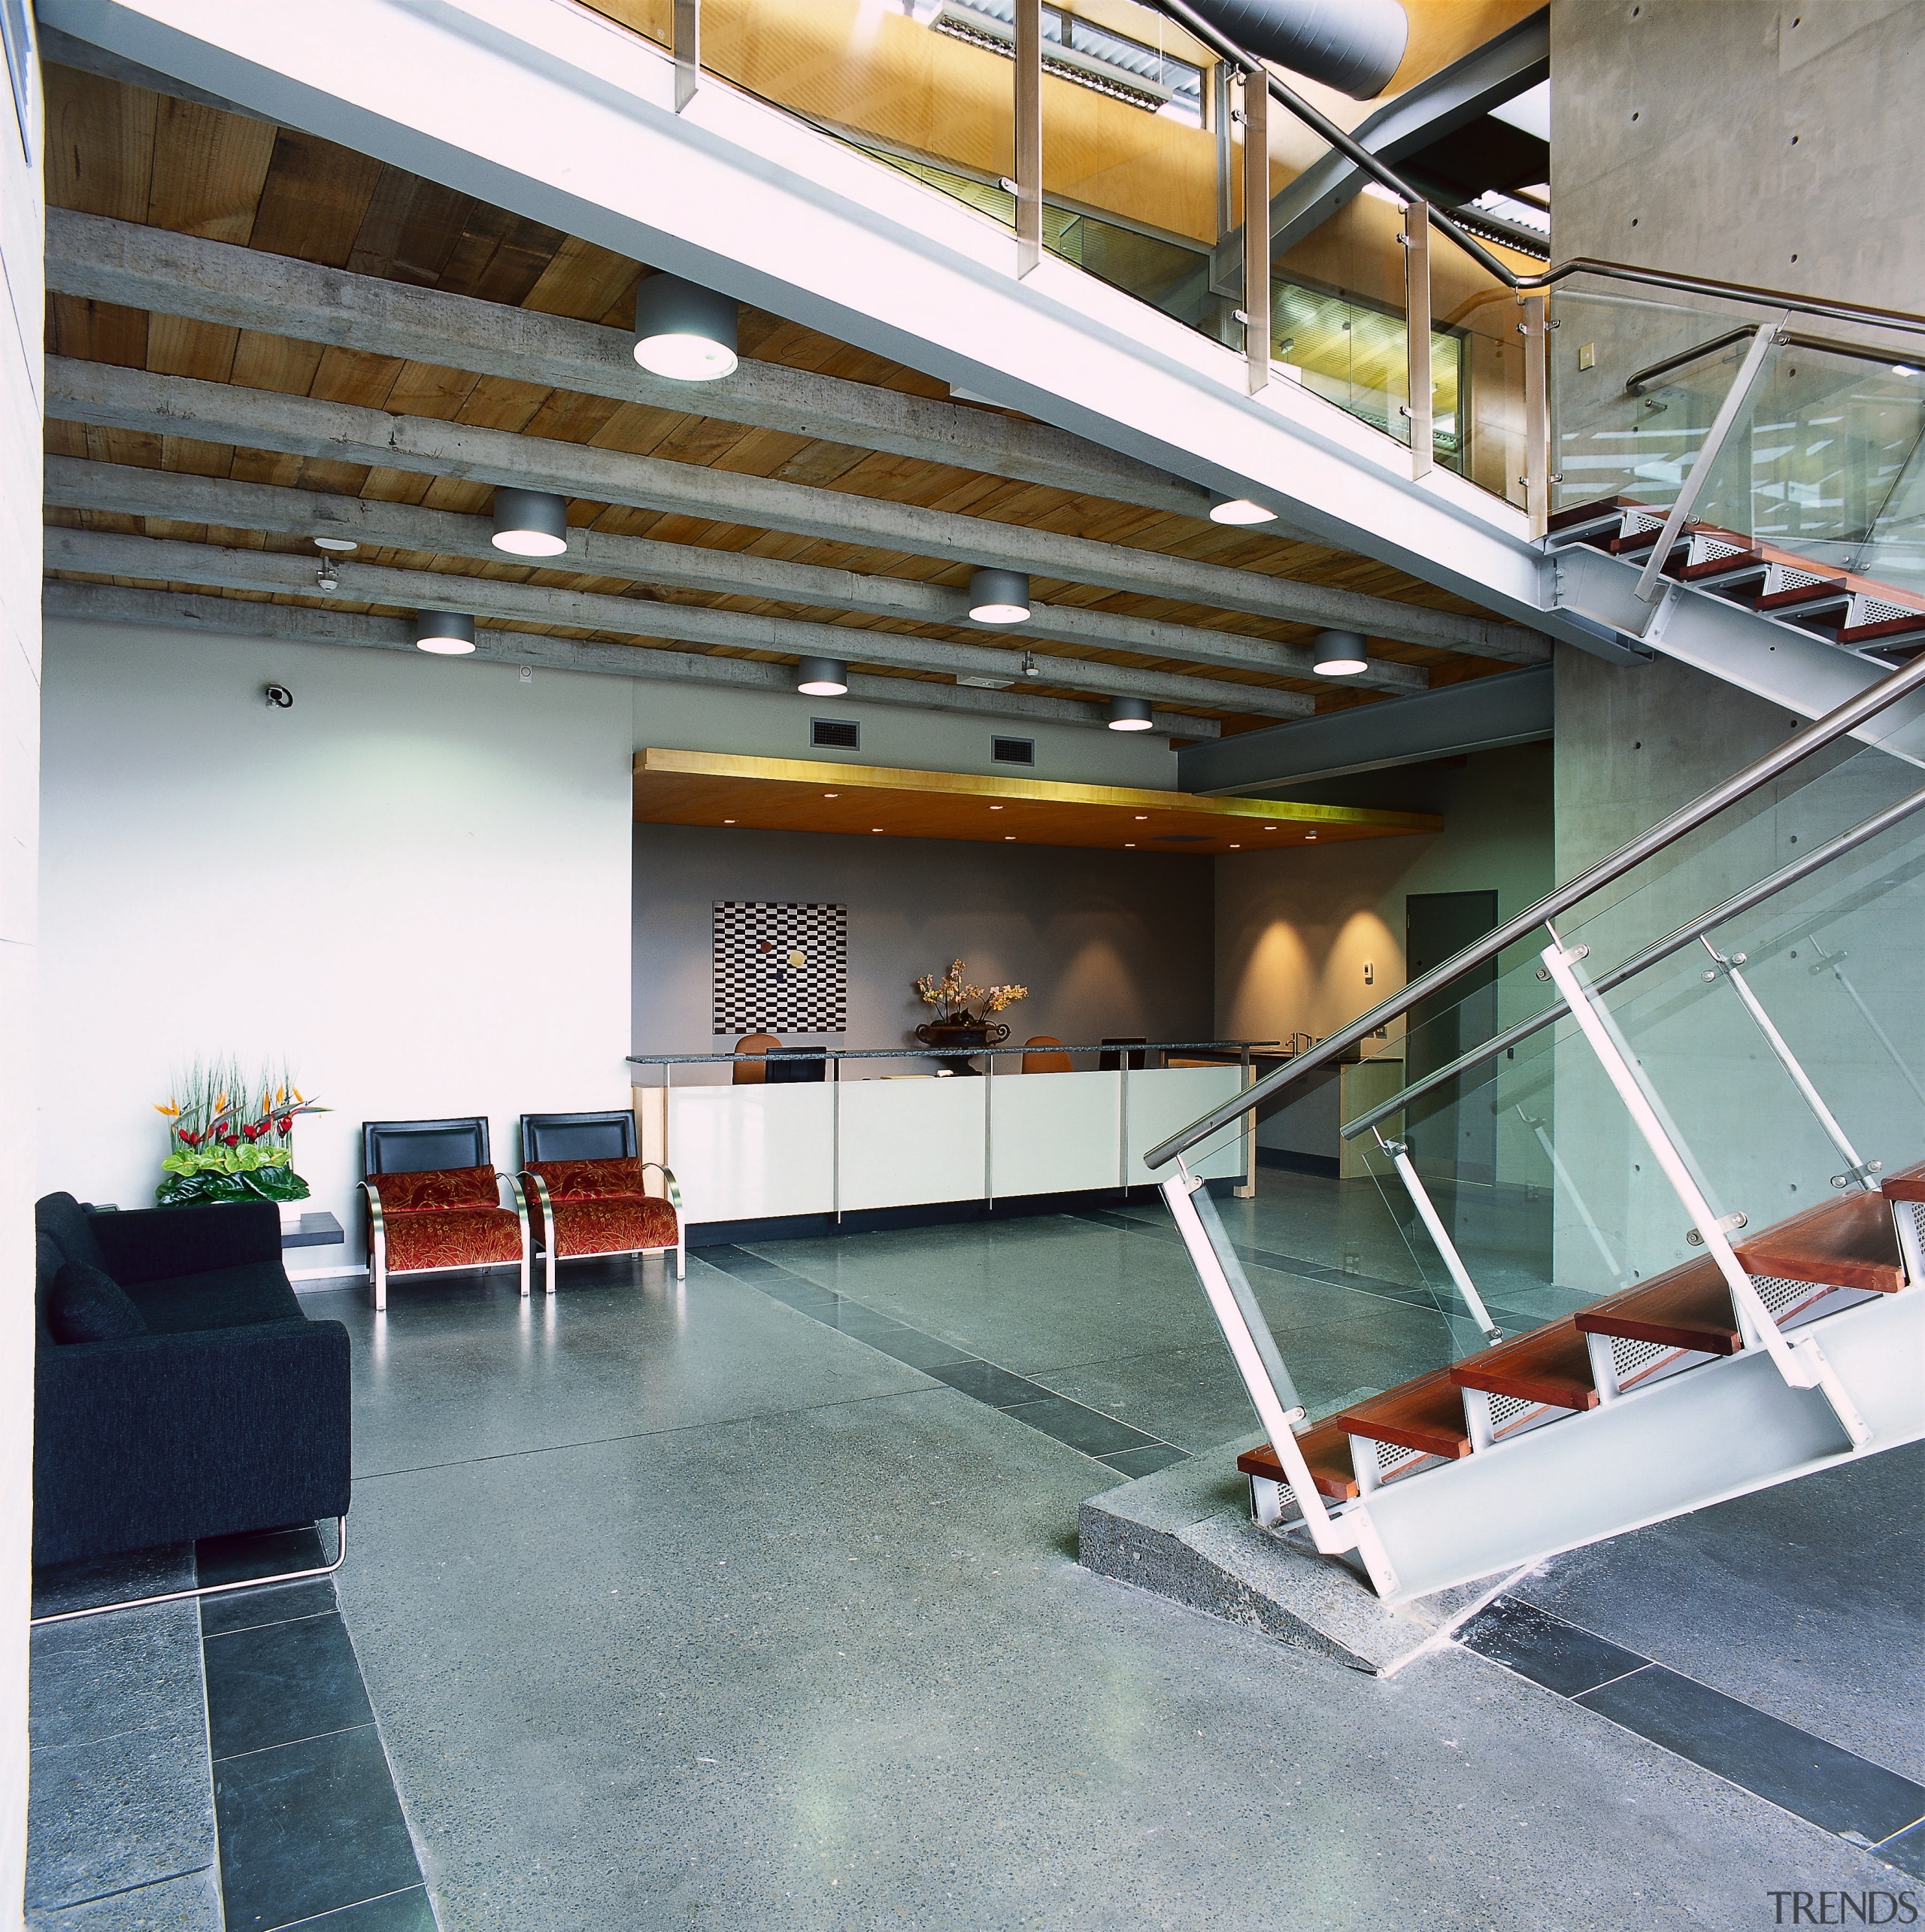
<box><xmin>361</xmin><ymin>1172</ymin><xmax>530</xmax><ymax>1310</ymax></box>
<box><xmin>521</xmin><ymin>1161</ymin><xmax>685</xmax><ymax>1294</ymax></box>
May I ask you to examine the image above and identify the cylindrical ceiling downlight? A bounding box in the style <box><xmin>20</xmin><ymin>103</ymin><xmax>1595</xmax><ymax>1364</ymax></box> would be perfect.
<box><xmin>1313</xmin><ymin>629</ymin><xmax>1369</xmax><ymax>675</ymax></box>
<box><xmin>1107</xmin><ymin>696</ymin><xmax>1155</xmax><ymax>732</ymax></box>
<box><xmin>969</xmin><ymin>568</ymin><xmax>1032</xmax><ymax>623</ymax></box>
<box><xmin>632</xmin><ymin>273</ymin><xmax>739</xmax><ymax>381</ymax></box>
<box><xmin>490</xmin><ymin>488</ymin><xmax>569</xmax><ymax>557</ymax></box>
<box><xmin>414</xmin><ymin>611</ymin><xmax>477</xmax><ymax>656</ymax></box>
<box><xmin>796</xmin><ymin>656</ymin><xmax>850</xmax><ymax>696</ymax></box>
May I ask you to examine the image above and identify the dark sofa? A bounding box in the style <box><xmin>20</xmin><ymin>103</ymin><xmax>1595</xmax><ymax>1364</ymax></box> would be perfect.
<box><xmin>34</xmin><ymin>1193</ymin><xmax>353</xmax><ymax>1569</ymax></box>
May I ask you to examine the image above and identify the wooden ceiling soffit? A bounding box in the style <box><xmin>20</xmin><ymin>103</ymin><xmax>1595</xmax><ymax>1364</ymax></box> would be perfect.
<box><xmin>632</xmin><ymin>749</ymin><xmax>1441</xmax><ymax>852</ymax></box>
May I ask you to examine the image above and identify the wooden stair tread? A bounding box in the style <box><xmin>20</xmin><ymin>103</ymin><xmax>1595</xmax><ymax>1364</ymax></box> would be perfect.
<box><xmin>1451</xmin><ymin>1319</ymin><xmax>1599</xmax><ymax>1412</ymax></box>
<box><xmin>1882</xmin><ymin>1160</ymin><xmax>1925</xmax><ymax>1203</ymax></box>
<box><xmin>1574</xmin><ymin>1257</ymin><xmax>1743</xmax><ymax>1354</ymax></box>
<box><xmin>1332</xmin><ymin>1370</ymin><xmax>1472</xmax><ymax>1461</ymax></box>
<box><xmin>1754</xmin><ymin>578</ymin><xmax>1848</xmax><ymax>613</ymax></box>
<box><xmin>1236</xmin><ymin>1423</ymin><xmax>1359</xmax><ymax>1500</ymax></box>
<box><xmin>1735</xmin><ymin>1190</ymin><xmax>1905</xmax><ymax>1294</ymax></box>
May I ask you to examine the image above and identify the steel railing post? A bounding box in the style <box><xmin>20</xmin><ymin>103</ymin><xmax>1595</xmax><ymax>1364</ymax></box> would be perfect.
<box><xmin>1541</xmin><ymin>937</ymin><xmax>1870</xmax><ymax>1445</ymax></box>
<box><xmin>1402</xmin><ymin>199</ymin><xmax>1432</xmax><ymax>480</ymax></box>
<box><xmin>1014</xmin><ymin>0</ymin><xmax>1042</xmax><ymax>278</ymax></box>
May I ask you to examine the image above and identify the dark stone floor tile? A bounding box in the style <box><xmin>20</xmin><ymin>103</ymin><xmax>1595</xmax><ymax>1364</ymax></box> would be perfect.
<box><xmin>923</xmin><ymin>1359</ymin><xmax>1046</xmax><ymax>1406</ymax></box>
<box><xmin>29</xmin><ymin>1864</ymin><xmax>223</xmax><ymax>1927</ymax></box>
<box><xmin>32</xmin><ymin>1544</ymin><xmax>196</xmax><ymax>1621</ymax></box>
<box><xmin>853</xmin><ymin>1325</ymin><xmax>978</xmax><ymax>1372</ymax></box>
<box><xmin>1097</xmin><ymin>1443</ymin><xmax>1190</xmax><ymax>1479</ymax></box>
<box><xmin>283</xmin><ymin>1883</ymin><xmax>438</xmax><ymax>1930</ymax></box>
<box><xmin>1575</xmin><ymin>1666</ymin><xmax>1925</xmax><ymax>1843</ymax></box>
<box><xmin>205</xmin><ymin>1615</ymin><xmax>374</xmax><ymax>1761</ymax></box>
<box><xmin>202</xmin><ymin>1581</ymin><xmax>340</xmax><ymax>1639</ymax></box>
<box><xmin>197</xmin><ymin>1527</ymin><xmax>328</xmax><ymax>1593</ymax></box>
<box><xmin>215</xmin><ymin>1726</ymin><xmax>420</xmax><ymax>1932</ymax></box>
<box><xmin>999</xmin><ymin>1395</ymin><xmax>1155</xmax><ymax>1457</ymax></box>
<box><xmin>1875</xmin><ymin>1816</ymin><xmax>1925</xmax><ymax>1880</ymax></box>
<box><xmin>1458</xmin><ymin>1597</ymin><xmax>1652</xmax><ymax>1698</ymax></box>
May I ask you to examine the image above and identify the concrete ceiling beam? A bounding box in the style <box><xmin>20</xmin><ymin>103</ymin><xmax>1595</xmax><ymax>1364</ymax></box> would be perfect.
<box><xmin>44</xmin><ymin>357</ymin><xmax>1550</xmax><ymax>663</ymax></box>
<box><xmin>42</xmin><ymin>581</ymin><xmax>1220</xmax><ymax>738</ymax></box>
<box><xmin>45</xmin><ymin>458</ymin><xmax>1427</xmax><ymax>696</ymax></box>
<box><xmin>46</xmin><ymin>528</ymin><xmax>1276</xmax><ymax>723</ymax></box>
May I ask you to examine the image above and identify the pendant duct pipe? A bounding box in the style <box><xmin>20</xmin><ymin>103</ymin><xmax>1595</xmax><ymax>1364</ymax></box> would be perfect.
<box><xmin>1172</xmin><ymin>0</ymin><xmax>1408</xmax><ymax>99</ymax></box>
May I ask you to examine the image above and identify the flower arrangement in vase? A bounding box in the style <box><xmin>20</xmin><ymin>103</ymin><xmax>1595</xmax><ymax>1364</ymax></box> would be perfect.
<box><xmin>912</xmin><ymin>960</ymin><xmax>1029</xmax><ymax>1053</ymax></box>
<box><xmin>153</xmin><ymin>1060</ymin><xmax>330</xmax><ymax>1208</ymax></box>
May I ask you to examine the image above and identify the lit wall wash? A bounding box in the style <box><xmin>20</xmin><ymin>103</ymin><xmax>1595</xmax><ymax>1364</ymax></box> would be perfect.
<box><xmin>633</xmin><ymin>272</ymin><xmax>739</xmax><ymax>381</ymax></box>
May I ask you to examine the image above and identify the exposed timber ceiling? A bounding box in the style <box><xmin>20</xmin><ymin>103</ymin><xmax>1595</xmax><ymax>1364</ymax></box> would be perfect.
<box><xmin>39</xmin><ymin>52</ymin><xmax>1548</xmax><ymax>739</ymax></box>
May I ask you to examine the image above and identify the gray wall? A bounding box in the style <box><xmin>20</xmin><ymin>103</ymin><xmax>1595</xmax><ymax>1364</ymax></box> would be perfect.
<box><xmin>1551</xmin><ymin>0</ymin><xmax>1923</xmax><ymax>310</ymax></box>
<box><xmin>632</xmin><ymin>825</ymin><xmax>1215</xmax><ymax>1067</ymax></box>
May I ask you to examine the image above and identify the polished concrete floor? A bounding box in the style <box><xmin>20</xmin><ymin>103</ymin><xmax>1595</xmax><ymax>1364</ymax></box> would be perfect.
<box><xmin>269</xmin><ymin>1178</ymin><xmax>1922</xmax><ymax>1930</ymax></box>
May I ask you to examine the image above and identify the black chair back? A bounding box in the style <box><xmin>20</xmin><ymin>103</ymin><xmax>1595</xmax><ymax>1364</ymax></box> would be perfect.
<box><xmin>363</xmin><ymin>1117</ymin><xmax>490</xmax><ymax>1175</ymax></box>
<box><xmin>764</xmin><ymin>1052</ymin><xmax>826</xmax><ymax>1085</ymax></box>
<box><xmin>520</xmin><ymin>1110</ymin><xmax>638</xmax><ymax>1164</ymax></box>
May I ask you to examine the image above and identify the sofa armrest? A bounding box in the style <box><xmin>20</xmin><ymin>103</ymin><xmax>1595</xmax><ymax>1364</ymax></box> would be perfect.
<box><xmin>89</xmin><ymin>1201</ymin><xmax>284</xmax><ymax>1285</ymax></box>
<box><xmin>640</xmin><ymin>1163</ymin><xmax>683</xmax><ymax>1216</ymax></box>
<box><xmin>34</xmin><ymin>1317</ymin><xmax>353</xmax><ymax>1567</ymax></box>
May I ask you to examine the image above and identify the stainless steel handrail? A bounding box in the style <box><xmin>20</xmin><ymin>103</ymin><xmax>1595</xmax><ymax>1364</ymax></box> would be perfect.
<box><xmin>1148</xmin><ymin>2</ymin><xmax>1925</xmax><ymax>338</ymax></box>
<box><xmin>1143</xmin><ymin>648</ymin><xmax>1925</xmax><ymax>1169</ymax></box>
<box><xmin>627</xmin><ymin>1037</ymin><xmax>1277</xmax><ymax>1066</ymax></box>
<box><xmin>1625</xmin><ymin>325</ymin><xmax>1925</xmax><ymax>399</ymax></box>
<box><xmin>1336</xmin><ymin>779</ymin><xmax>1925</xmax><ymax>1141</ymax></box>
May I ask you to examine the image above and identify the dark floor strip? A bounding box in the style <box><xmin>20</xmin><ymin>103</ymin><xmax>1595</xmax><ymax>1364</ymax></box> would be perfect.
<box><xmin>702</xmin><ymin>1243</ymin><xmax>1191</xmax><ymax>1473</ymax></box>
<box><xmin>1458</xmin><ymin>1596</ymin><xmax>1925</xmax><ymax>1876</ymax></box>
<box><xmin>198</xmin><ymin>1529</ymin><xmax>435</xmax><ymax>1932</ymax></box>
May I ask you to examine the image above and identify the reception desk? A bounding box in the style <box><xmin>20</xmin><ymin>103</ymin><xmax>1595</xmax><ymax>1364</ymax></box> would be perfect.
<box><xmin>630</xmin><ymin>1047</ymin><xmax>1260</xmax><ymax>1232</ymax></box>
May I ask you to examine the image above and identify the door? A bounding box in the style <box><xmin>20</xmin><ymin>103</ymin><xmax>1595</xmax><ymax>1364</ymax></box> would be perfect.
<box><xmin>1404</xmin><ymin>890</ymin><xmax>1500</xmax><ymax>1188</ymax></box>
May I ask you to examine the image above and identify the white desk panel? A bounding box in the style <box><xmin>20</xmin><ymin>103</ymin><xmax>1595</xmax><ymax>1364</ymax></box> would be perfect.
<box><xmin>1123</xmin><ymin>1066</ymin><xmax>1247</xmax><ymax>1184</ymax></box>
<box><xmin>666</xmin><ymin>1083</ymin><xmax>835</xmax><ymax>1223</ymax></box>
<box><xmin>838</xmin><ymin>1075</ymin><xmax>988</xmax><ymax>1212</ymax></box>
<box><xmin>988</xmin><ymin>1071</ymin><xmax>1123</xmax><ymax>1198</ymax></box>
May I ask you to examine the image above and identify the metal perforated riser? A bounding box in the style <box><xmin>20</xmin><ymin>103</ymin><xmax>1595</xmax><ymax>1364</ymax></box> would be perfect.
<box><xmin>1754</xmin><ymin>1273</ymin><xmax>1826</xmax><ymax>1317</ymax></box>
<box><xmin>1487</xmin><ymin>1393</ymin><xmax>1534</xmax><ymax>1430</ymax></box>
<box><xmin>1611</xmin><ymin>1335</ymin><xmax>1670</xmax><ymax>1379</ymax></box>
<box><xmin>1860</xmin><ymin>597</ymin><xmax>1913</xmax><ymax>626</ymax></box>
<box><xmin>1375</xmin><ymin>1439</ymin><xmax>1411</xmax><ymax>1472</ymax></box>
<box><xmin>1909</xmin><ymin>1201</ymin><xmax>1924</xmax><ymax>1254</ymax></box>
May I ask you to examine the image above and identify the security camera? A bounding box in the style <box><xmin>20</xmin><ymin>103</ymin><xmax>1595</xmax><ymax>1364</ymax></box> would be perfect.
<box><xmin>264</xmin><ymin>684</ymin><xmax>293</xmax><ymax>710</ymax></box>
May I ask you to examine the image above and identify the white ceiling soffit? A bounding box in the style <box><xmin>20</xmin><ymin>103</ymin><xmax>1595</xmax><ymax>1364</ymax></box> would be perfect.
<box><xmin>41</xmin><ymin>0</ymin><xmax>1566</xmax><ymax>641</ymax></box>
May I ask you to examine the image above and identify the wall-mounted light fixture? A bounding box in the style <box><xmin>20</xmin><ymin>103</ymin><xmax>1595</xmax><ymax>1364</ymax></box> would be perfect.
<box><xmin>314</xmin><ymin>534</ymin><xmax>358</xmax><ymax>554</ymax></box>
<box><xmin>1313</xmin><ymin>629</ymin><xmax>1369</xmax><ymax>675</ymax></box>
<box><xmin>415</xmin><ymin>611</ymin><xmax>477</xmax><ymax>655</ymax></box>
<box><xmin>1209</xmin><ymin>496</ymin><xmax>1277</xmax><ymax>526</ymax></box>
<box><xmin>796</xmin><ymin>656</ymin><xmax>849</xmax><ymax>696</ymax></box>
<box><xmin>633</xmin><ymin>272</ymin><xmax>738</xmax><ymax>381</ymax></box>
<box><xmin>969</xmin><ymin>568</ymin><xmax>1031</xmax><ymax>623</ymax></box>
<box><xmin>491</xmin><ymin>488</ymin><xmax>569</xmax><ymax>557</ymax></box>
<box><xmin>1107</xmin><ymin>696</ymin><xmax>1154</xmax><ymax>732</ymax></box>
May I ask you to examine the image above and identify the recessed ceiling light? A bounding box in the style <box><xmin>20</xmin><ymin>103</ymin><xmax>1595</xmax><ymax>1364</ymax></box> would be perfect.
<box><xmin>1264</xmin><ymin>824</ymin><xmax>1277</xmax><ymax>830</ymax></box>
<box><xmin>1314</xmin><ymin>629</ymin><xmax>1369</xmax><ymax>676</ymax></box>
<box><xmin>632</xmin><ymin>272</ymin><xmax>738</xmax><ymax>381</ymax></box>
<box><xmin>1134</xmin><ymin>814</ymin><xmax>1148</xmax><ymax>820</ymax></box>
<box><xmin>872</xmin><ymin>826</ymin><xmax>883</xmax><ymax>832</ymax></box>
<box><xmin>414</xmin><ymin>610</ymin><xmax>476</xmax><ymax>654</ymax></box>
<box><xmin>1305</xmin><ymin>832</ymin><xmax>1318</xmax><ymax>841</ymax></box>
<box><xmin>314</xmin><ymin>535</ymin><xmax>358</xmax><ymax>554</ymax></box>
<box><xmin>1229</xmin><ymin>844</ymin><xmax>1240</xmax><ymax>849</ymax></box>
<box><xmin>969</xmin><ymin>567</ymin><xmax>1031</xmax><ymax>623</ymax></box>
<box><xmin>1209</xmin><ymin>496</ymin><xmax>1277</xmax><ymax>526</ymax></box>
<box><xmin>491</xmin><ymin>487</ymin><xmax>568</xmax><ymax>557</ymax></box>
<box><xmin>989</xmin><ymin>805</ymin><xmax>1004</xmax><ymax>811</ymax></box>
<box><xmin>1108</xmin><ymin>696</ymin><xmax>1154</xmax><ymax>732</ymax></box>
<box><xmin>723</xmin><ymin>818</ymin><xmax>735</xmax><ymax>824</ymax></box>
<box><xmin>797</xmin><ymin>656</ymin><xmax>848</xmax><ymax>696</ymax></box>
<box><xmin>1124</xmin><ymin>842</ymin><xmax>1135</xmax><ymax>848</ymax></box>
<box><xmin>823</xmin><ymin>792</ymin><xmax>839</xmax><ymax>799</ymax></box>
<box><xmin>1005</xmin><ymin>835</ymin><xmax>1015</xmax><ymax>841</ymax></box>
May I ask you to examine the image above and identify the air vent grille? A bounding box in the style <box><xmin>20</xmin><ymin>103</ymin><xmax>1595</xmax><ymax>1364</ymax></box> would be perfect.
<box><xmin>811</xmin><ymin>718</ymin><xmax>859</xmax><ymax>751</ymax></box>
<box><xmin>992</xmin><ymin>736</ymin><xmax>1034</xmax><ymax>766</ymax></box>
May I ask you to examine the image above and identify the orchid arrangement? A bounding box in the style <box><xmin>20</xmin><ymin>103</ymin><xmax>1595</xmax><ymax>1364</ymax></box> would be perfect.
<box><xmin>153</xmin><ymin>1060</ymin><xmax>330</xmax><ymax>1206</ymax></box>
<box><xmin>913</xmin><ymin>960</ymin><xmax>1029</xmax><ymax>1024</ymax></box>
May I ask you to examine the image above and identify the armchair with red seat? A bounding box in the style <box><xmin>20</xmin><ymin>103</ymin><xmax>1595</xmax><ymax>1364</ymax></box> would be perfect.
<box><xmin>519</xmin><ymin>1110</ymin><xmax>685</xmax><ymax>1292</ymax></box>
<box><xmin>359</xmin><ymin>1116</ymin><xmax>529</xmax><ymax>1310</ymax></box>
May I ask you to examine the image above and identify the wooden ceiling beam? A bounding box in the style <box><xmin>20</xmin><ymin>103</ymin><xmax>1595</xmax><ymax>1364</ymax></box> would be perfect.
<box><xmin>46</xmin><ymin>356</ymin><xmax>1549</xmax><ymax>662</ymax></box>
<box><xmin>45</xmin><ymin>458</ymin><xmax>1429</xmax><ymax>696</ymax></box>
<box><xmin>43</xmin><ymin>581</ymin><xmax>1219</xmax><ymax>738</ymax></box>
<box><xmin>45</xmin><ymin>209</ymin><xmax>1230</xmax><ymax>524</ymax></box>
<box><xmin>46</xmin><ymin>529</ymin><xmax>1294</xmax><ymax>720</ymax></box>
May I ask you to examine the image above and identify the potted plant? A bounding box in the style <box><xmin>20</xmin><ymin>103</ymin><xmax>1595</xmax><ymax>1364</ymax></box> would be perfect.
<box><xmin>912</xmin><ymin>960</ymin><xmax>1029</xmax><ymax>1057</ymax></box>
<box><xmin>154</xmin><ymin>1060</ymin><xmax>329</xmax><ymax>1218</ymax></box>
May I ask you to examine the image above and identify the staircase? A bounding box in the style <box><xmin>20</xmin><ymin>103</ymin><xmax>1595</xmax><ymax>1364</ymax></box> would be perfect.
<box><xmin>1548</xmin><ymin>499</ymin><xmax>1925</xmax><ymax>666</ymax></box>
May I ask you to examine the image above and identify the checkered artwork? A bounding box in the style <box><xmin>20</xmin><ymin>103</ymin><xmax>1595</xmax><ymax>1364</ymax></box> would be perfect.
<box><xmin>711</xmin><ymin>901</ymin><xmax>847</xmax><ymax>1035</ymax></box>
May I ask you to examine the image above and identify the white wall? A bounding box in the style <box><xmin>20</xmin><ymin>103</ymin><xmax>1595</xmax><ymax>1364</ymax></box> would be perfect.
<box><xmin>630</xmin><ymin>677</ymin><xmax>1189</xmax><ymax>788</ymax></box>
<box><xmin>39</xmin><ymin>622</ymin><xmax>635</xmax><ymax>1275</ymax></box>
<box><xmin>1</xmin><ymin>17</ymin><xmax>41</xmax><ymax>1921</ymax></box>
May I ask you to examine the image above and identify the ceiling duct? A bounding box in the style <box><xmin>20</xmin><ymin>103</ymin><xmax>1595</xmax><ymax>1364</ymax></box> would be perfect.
<box><xmin>1175</xmin><ymin>0</ymin><xmax>1408</xmax><ymax>99</ymax></box>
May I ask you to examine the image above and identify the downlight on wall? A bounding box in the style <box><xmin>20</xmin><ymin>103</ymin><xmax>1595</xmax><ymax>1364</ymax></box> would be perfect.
<box><xmin>796</xmin><ymin>657</ymin><xmax>849</xmax><ymax>696</ymax></box>
<box><xmin>633</xmin><ymin>272</ymin><xmax>738</xmax><ymax>381</ymax></box>
<box><xmin>491</xmin><ymin>488</ymin><xmax>568</xmax><ymax>557</ymax></box>
<box><xmin>1107</xmin><ymin>696</ymin><xmax>1154</xmax><ymax>732</ymax></box>
<box><xmin>414</xmin><ymin>611</ymin><xmax>477</xmax><ymax>655</ymax></box>
<box><xmin>1314</xmin><ymin>629</ymin><xmax>1369</xmax><ymax>675</ymax></box>
<box><xmin>1209</xmin><ymin>496</ymin><xmax>1277</xmax><ymax>526</ymax></box>
<box><xmin>969</xmin><ymin>568</ymin><xmax>1031</xmax><ymax>623</ymax></box>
